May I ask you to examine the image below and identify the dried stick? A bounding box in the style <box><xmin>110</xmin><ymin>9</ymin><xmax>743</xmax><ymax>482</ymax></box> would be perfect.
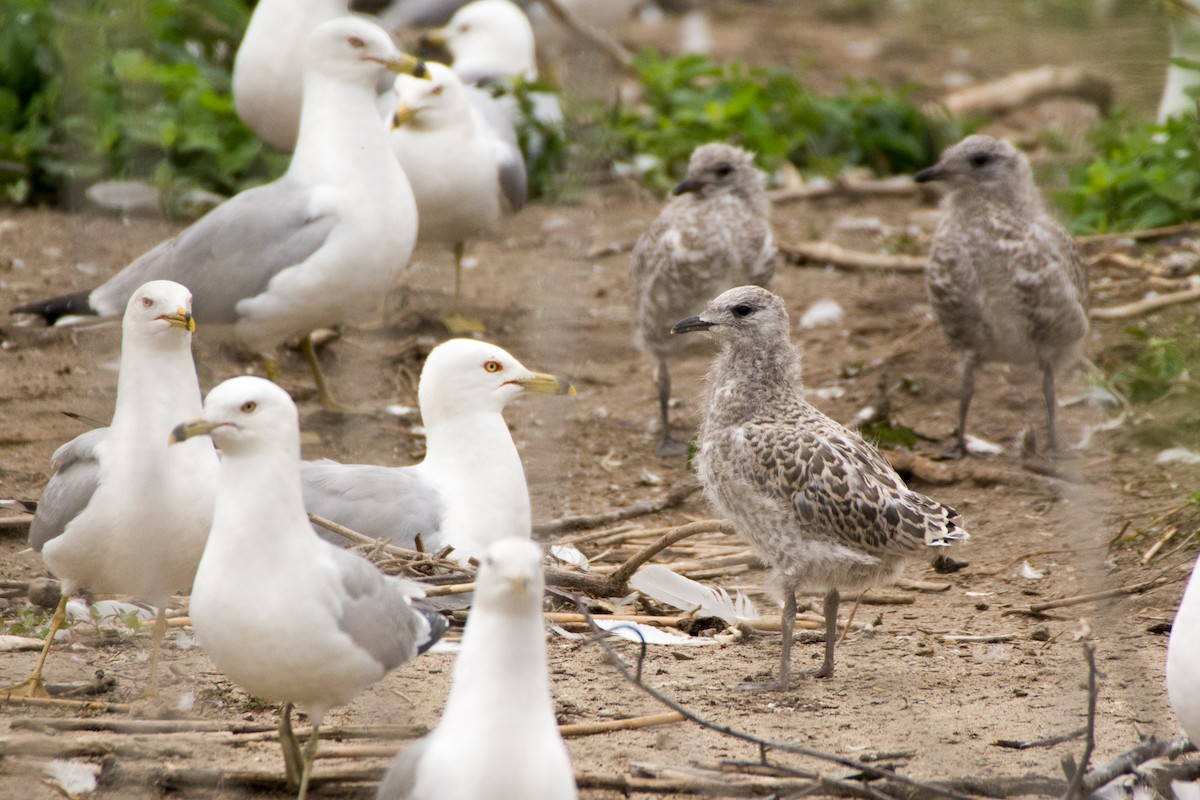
<box><xmin>0</xmin><ymin>694</ymin><xmax>130</xmax><ymax>713</ymax></box>
<box><xmin>534</xmin><ymin>479</ymin><xmax>701</xmax><ymax>535</ymax></box>
<box><xmin>781</xmin><ymin>240</ymin><xmax>927</xmax><ymax>272</ymax></box>
<box><xmin>993</xmin><ymin>727</ymin><xmax>1085</xmax><ymax>750</ymax></box>
<box><xmin>1017</xmin><ymin>576</ymin><xmax>1167</xmax><ymax>614</ymax></box>
<box><xmin>940</xmin><ymin>65</ymin><xmax>1112</xmax><ymax>117</ymax></box>
<box><xmin>559</xmin><ymin>710</ymin><xmax>685</xmax><ymax>737</ymax></box>
<box><xmin>1077</xmin><ymin>221</ymin><xmax>1200</xmax><ymax>244</ymax></box>
<box><xmin>537</xmin><ymin>0</ymin><xmax>634</xmax><ymax>70</ymax></box>
<box><xmin>768</xmin><ymin>176</ymin><xmax>920</xmax><ymax>204</ymax></box>
<box><xmin>1082</xmin><ymin>734</ymin><xmax>1194</xmax><ymax>791</ymax></box>
<box><xmin>1090</xmin><ymin>284</ymin><xmax>1200</xmax><ymax>320</ymax></box>
<box><xmin>1061</xmin><ymin>644</ymin><xmax>1098</xmax><ymax>800</ymax></box>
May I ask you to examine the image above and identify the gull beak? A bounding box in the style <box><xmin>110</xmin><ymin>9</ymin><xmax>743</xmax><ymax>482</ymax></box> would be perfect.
<box><xmin>368</xmin><ymin>53</ymin><xmax>430</xmax><ymax>78</ymax></box>
<box><xmin>913</xmin><ymin>166</ymin><xmax>943</xmax><ymax>183</ymax></box>
<box><xmin>672</xmin><ymin>176</ymin><xmax>701</xmax><ymax>196</ymax></box>
<box><xmin>169</xmin><ymin>419</ymin><xmax>220</xmax><ymax>445</ymax></box>
<box><xmin>512</xmin><ymin>372</ymin><xmax>576</xmax><ymax>396</ymax></box>
<box><xmin>159</xmin><ymin>307</ymin><xmax>195</xmax><ymax>332</ymax></box>
<box><xmin>421</xmin><ymin>28</ymin><xmax>448</xmax><ymax>48</ymax></box>
<box><xmin>671</xmin><ymin>315</ymin><xmax>715</xmax><ymax>335</ymax></box>
<box><xmin>508</xmin><ymin>572</ymin><xmax>531</xmax><ymax>593</ymax></box>
<box><xmin>391</xmin><ymin>103</ymin><xmax>418</xmax><ymax>129</ymax></box>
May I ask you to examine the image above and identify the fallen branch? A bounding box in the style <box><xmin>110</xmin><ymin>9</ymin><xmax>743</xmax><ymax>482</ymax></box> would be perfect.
<box><xmin>0</xmin><ymin>694</ymin><xmax>131</xmax><ymax>713</ymax></box>
<box><xmin>782</xmin><ymin>240</ymin><xmax>927</xmax><ymax>273</ymax></box>
<box><xmin>940</xmin><ymin>65</ymin><xmax>1112</xmax><ymax>117</ymax></box>
<box><xmin>560</xmin><ymin>710</ymin><xmax>685</xmax><ymax>737</ymax></box>
<box><xmin>1061</xmin><ymin>644</ymin><xmax>1099</xmax><ymax>800</ymax></box>
<box><xmin>1077</xmin><ymin>221</ymin><xmax>1200</xmax><ymax>245</ymax></box>
<box><xmin>537</xmin><ymin>0</ymin><xmax>634</xmax><ymax>71</ymax></box>
<box><xmin>1082</xmin><ymin>734</ymin><xmax>1194</xmax><ymax>791</ymax></box>
<box><xmin>768</xmin><ymin>176</ymin><xmax>921</xmax><ymax>205</ymax></box>
<box><xmin>534</xmin><ymin>479</ymin><xmax>701</xmax><ymax>536</ymax></box>
<box><xmin>1012</xmin><ymin>577</ymin><xmax>1168</xmax><ymax>615</ymax></box>
<box><xmin>993</xmin><ymin>727</ymin><xmax>1085</xmax><ymax>750</ymax></box>
<box><xmin>1090</xmin><ymin>284</ymin><xmax>1200</xmax><ymax>320</ymax></box>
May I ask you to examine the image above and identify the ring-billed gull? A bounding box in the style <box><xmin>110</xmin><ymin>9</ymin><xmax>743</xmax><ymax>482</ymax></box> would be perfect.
<box><xmin>170</xmin><ymin>376</ymin><xmax>446</xmax><ymax>799</ymax></box>
<box><xmin>376</xmin><ymin>537</ymin><xmax>577</xmax><ymax>800</ymax></box>
<box><xmin>4</xmin><ymin>281</ymin><xmax>218</xmax><ymax>699</ymax></box>
<box><xmin>631</xmin><ymin>143</ymin><xmax>776</xmax><ymax>456</ymax></box>
<box><xmin>915</xmin><ymin>134</ymin><xmax>1089</xmax><ymax>458</ymax></box>
<box><xmin>12</xmin><ymin>18</ymin><xmax>428</xmax><ymax>412</ymax></box>
<box><xmin>232</xmin><ymin>0</ymin><xmax>349</xmax><ymax>152</ymax></box>
<box><xmin>386</xmin><ymin>62</ymin><xmax>527</xmax><ymax>332</ymax></box>
<box><xmin>302</xmin><ymin>338</ymin><xmax>574</xmax><ymax>562</ymax></box>
<box><xmin>672</xmin><ymin>286</ymin><xmax>967</xmax><ymax>690</ymax></box>
<box><xmin>1167</xmin><ymin>552</ymin><xmax>1200</xmax><ymax>744</ymax></box>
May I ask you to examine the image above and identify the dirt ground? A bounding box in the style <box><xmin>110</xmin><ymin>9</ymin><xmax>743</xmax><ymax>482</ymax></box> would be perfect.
<box><xmin>0</xmin><ymin>2</ymin><xmax>1197</xmax><ymax>799</ymax></box>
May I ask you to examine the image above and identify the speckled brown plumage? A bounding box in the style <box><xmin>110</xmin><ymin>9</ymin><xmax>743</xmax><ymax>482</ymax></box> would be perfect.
<box><xmin>631</xmin><ymin>143</ymin><xmax>776</xmax><ymax>456</ymax></box>
<box><xmin>916</xmin><ymin>134</ymin><xmax>1089</xmax><ymax>457</ymax></box>
<box><xmin>672</xmin><ymin>286</ymin><xmax>967</xmax><ymax>690</ymax></box>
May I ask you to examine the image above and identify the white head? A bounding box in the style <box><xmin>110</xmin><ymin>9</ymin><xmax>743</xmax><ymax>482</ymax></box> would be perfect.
<box><xmin>432</xmin><ymin>0</ymin><xmax>537</xmax><ymax>82</ymax></box>
<box><xmin>417</xmin><ymin>339</ymin><xmax>574</xmax><ymax>425</ymax></box>
<box><xmin>473</xmin><ymin>537</ymin><xmax>544</xmax><ymax>615</ymax></box>
<box><xmin>122</xmin><ymin>280</ymin><xmax>195</xmax><ymax>347</ymax></box>
<box><xmin>171</xmin><ymin>376</ymin><xmax>299</xmax><ymax>459</ymax></box>
<box><xmin>303</xmin><ymin>16</ymin><xmax>422</xmax><ymax>89</ymax></box>
<box><xmin>388</xmin><ymin>61</ymin><xmax>471</xmax><ymax>131</ymax></box>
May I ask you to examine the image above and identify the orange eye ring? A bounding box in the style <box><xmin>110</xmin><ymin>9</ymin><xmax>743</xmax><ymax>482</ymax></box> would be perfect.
<box><xmin>483</xmin><ymin>360</ymin><xmax>503</xmax><ymax>373</ymax></box>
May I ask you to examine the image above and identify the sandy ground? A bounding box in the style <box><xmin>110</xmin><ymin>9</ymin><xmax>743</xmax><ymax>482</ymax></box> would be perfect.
<box><xmin>0</xmin><ymin>3</ymin><xmax>1197</xmax><ymax>799</ymax></box>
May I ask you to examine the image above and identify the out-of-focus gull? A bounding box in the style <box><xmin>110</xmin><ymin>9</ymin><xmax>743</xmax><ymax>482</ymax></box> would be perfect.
<box><xmin>673</xmin><ymin>286</ymin><xmax>967</xmax><ymax>690</ymax></box>
<box><xmin>12</xmin><ymin>18</ymin><xmax>428</xmax><ymax>412</ymax></box>
<box><xmin>386</xmin><ymin>62</ymin><xmax>526</xmax><ymax>332</ymax></box>
<box><xmin>631</xmin><ymin>143</ymin><xmax>775</xmax><ymax>456</ymax></box>
<box><xmin>1168</xmin><ymin>549</ymin><xmax>1200</xmax><ymax>745</ymax></box>
<box><xmin>302</xmin><ymin>339</ymin><xmax>573</xmax><ymax>563</ymax></box>
<box><xmin>915</xmin><ymin>135</ymin><xmax>1088</xmax><ymax>458</ymax></box>
<box><xmin>4</xmin><ymin>281</ymin><xmax>218</xmax><ymax>699</ymax></box>
<box><xmin>232</xmin><ymin>0</ymin><xmax>350</xmax><ymax>152</ymax></box>
<box><xmin>171</xmin><ymin>376</ymin><xmax>446</xmax><ymax>800</ymax></box>
<box><xmin>376</xmin><ymin>537</ymin><xmax>577</xmax><ymax>800</ymax></box>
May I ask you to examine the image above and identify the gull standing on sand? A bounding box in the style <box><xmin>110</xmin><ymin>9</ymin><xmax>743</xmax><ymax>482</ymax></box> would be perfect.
<box><xmin>302</xmin><ymin>339</ymin><xmax>573</xmax><ymax>562</ymax></box>
<box><xmin>673</xmin><ymin>286</ymin><xmax>967</xmax><ymax>690</ymax></box>
<box><xmin>171</xmin><ymin>376</ymin><xmax>446</xmax><ymax>800</ymax></box>
<box><xmin>12</xmin><ymin>18</ymin><xmax>428</xmax><ymax>412</ymax></box>
<box><xmin>5</xmin><ymin>281</ymin><xmax>218</xmax><ymax>699</ymax></box>
<box><xmin>915</xmin><ymin>134</ymin><xmax>1089</xmax><ymax>458</ymax></box>
<box><xmin>631</xmin><ymin>143</ymin><xmax>776</xmax><ymax>456</ymax></box>
<box><xmin>386</xmin><ymin>62</ymin><xmax>527</xmax><ymax>332</ymax></box>
<box><xmin>376</xmin><ymin>537</ymin><xmax>577</xmax><ymax>800</ymax></box>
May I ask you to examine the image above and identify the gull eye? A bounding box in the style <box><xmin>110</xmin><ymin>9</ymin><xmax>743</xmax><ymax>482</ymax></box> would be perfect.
<box><xmin>969</xmin><ymin>152</ymin><xmax>992</xmax><ymax>168</ymax></box>
<box><xmin>241</xmin><ymin>401</ymin><xmax>257</xmax><ymax>414</ymax></box>
<box><xmin>348</xmin><ymin>35</ymin><xmax>366</xmax><ymax>49</ymax></box>
<box><xmin>714</xmin><ymin>163</ymin><xmax>734</xmax><ymax>177</ymax></box>
<box><xmin>731</xmin><ymin>304</ymin><xmax>754</xmax><ymax>318</ymax></box>
<box><xmin>483</xmin><ymin>360</ymin><xmax>503</xmax><ymax>373</ymax></box>
<box><xmin>431</xmin><ymin>84</ymin><xmax>444</xmax><ymax>95</ymax></box>
<box><xmin>458</xmin><ymin>23</ymin><xmax>470</xmax><ymax>33</ymax></box>
<box><xmin>142</xmin><ymin>296</ymin><xmax>154</xmax><ymax>308</ymax></box>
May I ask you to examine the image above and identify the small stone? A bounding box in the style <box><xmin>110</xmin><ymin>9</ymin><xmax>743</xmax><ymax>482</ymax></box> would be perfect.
<box><xmin>28</xmin><ymin>577</ymin><xmax>62</xmax><ymax>610</ymax></box>
<box><xmin>1029</xmin><ymin>626</ymin><xmax>1051</xmax><ymax>642</ymax></box>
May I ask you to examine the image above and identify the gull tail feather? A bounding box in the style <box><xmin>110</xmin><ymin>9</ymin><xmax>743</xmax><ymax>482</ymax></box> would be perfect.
<box><xmin>630</xmin><ymin>564</ymin><xmax>757</xmax><ymax>626</ymax></box>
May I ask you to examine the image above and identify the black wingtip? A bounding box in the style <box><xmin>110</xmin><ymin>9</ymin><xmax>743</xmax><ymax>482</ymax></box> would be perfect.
<box><xmin>415</xmin><ymin>605</ymin><xmax>449</xmax><ymax>655</ymax></box>
<box><xmin>11</xmin><ymin>290</ymin><xmax>96</xmax><ymax>325</ymax></box>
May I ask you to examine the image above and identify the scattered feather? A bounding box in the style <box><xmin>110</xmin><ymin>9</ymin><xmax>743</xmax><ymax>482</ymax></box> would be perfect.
<box><xmin>549</xmin><ymin>544</ymin><xmax>589</xmax><ymax>571</ymax></box>
<box><xmin>1019</xmin><ymin>561</ymin><xmax>1045</xmax><ymax>580</ymax></box>
<box><xmin>551</xmin><ymin>621</ymin><xmax>716</xmax><ymax>646</ymax></box>
<box><xmin>965</xmin><ymin>434</ymin><xmax>1004</xmax><ymax>455</ymax></box>
<box><xmin>43</xmin><ymin>759</ymin><xmax>98</xmax><ymax>798</ymax></box>
<box><xmin>629</xmin><ymin>564</ymin><xmax>757</xmax><ymax>625</ymax></box>
<box><xmin>176</xmin><ymin>691</ymin><xmax>195</xmax><ymax>712</ymax></box>
<box><xmin>1156</xmin><ymin>447</ymin><xmax>1200</xmax><ymax>465</ymax></box>
<box><xmin>799</xmin><ymin>298</ymin><xmax>844</xmax><ymax>329</ymax></box>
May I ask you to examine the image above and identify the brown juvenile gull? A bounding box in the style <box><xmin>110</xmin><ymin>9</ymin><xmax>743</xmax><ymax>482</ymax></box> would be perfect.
<box><xmin>630</xmin><ymin>143</ymin><xmax>776</xmax><ymax>456</ymax></box>
<box><xmin>915</xmin><ymin>134</ymin><xmax>1089</xmax><ymax>458</ymax></box>
<box><xmin>672</xmin><ymin>285</ymin><xmax>968</xmax><ymax>690</ymax></box>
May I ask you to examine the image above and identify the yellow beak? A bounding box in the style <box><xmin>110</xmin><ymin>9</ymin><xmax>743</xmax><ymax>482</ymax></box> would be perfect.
<box><xmin>160</xmin><ymin>308</ymin><xmax>195</xmax><ymax>332</ymax></box>
<box><xmin>368</xmin><ymin>53</ymin><xmax>430</xmax><ymax>77</ymax></box>
<box><xmin>391</xmin><ymin>103</ymin><xmax>418</xmax><ymax>129</ymax></box>
<box><xmin>169</xmin><ymin>419</ymin><xmax>220</xmax><ymax>445</ymax></box>
<box><xmin>513</xmin><ymin>372</ymin><xmax>576</xmax><ymax>397</ymax></box>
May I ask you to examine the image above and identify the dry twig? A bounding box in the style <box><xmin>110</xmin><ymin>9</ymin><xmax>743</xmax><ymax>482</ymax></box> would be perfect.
<box><xmin>940</xmin><ymin>65</ymin><xmax>1112</xmax><ymax>117</ymax></box>
<box><xmin>781</xmin><ymin>240</ymin><xmax>927</xmax><ymax>272</ymax></box>
<box><xmin>534</xmin><ymin>479</ymin><xmax>702</xmax><ymax>535</ymax></box>
<box><xmin>1090</xmin><ymin>284</ymin><xmax>1200</xmax><ymax>320</ymax></box>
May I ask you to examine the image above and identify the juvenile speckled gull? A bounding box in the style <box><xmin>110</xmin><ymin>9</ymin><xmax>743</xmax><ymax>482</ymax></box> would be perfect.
<box><xmin>302</xmin><ymin>339</ymin><xmax>574</xmax><ymax>563</ymax></box>
<box><xmin>915</xmin><ymin>134</ymin><xmax>1089</xmax><ymax>458</ymax></box>
<box><xmin>12</xmin><ymin>18</ymin><xmax>427</xmax><ymax>411</ymax></box>
<box><xmin>631</xmin><ymin>143</ymin><xmax>776</xmax><ymax>456</ymax></box>
<box><xmin>4</xmin><ymin>281</ymin><xmax>218</xmax><ymax>699</ymax></box>
<box><xmin>1167</xmin><ymin>550</ymin><xmax>1200</xmax><ymax>745</ymax></box>
<box><xmin>673</xmin><ymin>286</ymin><xmax>967</xmax><ymax>690</ymax></box>
<box><xmin>376</xmin><ymin>537</ymin><xmax>577</xmax><ymax>800</ymax></box>
<box><xmin>171</xmin><ymin>376</ymin><xmax>446</xmax><ymax>800</ymax></box>
<box><xmin>385</xmin><ymin>62</ymin><xmax>527</xmax><ymax>331</ymax></box>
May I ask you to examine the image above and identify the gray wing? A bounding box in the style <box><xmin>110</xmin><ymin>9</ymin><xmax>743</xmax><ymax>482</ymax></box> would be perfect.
<box><xmin>376</xmin><ymin>736</ymin><xmax>430</xmax><ymax>800</ymax></box>
<box><xmin>29</xmin><ymin>427</ymin><xmax>108</xmax><ymax>552</ymax></box>
<box><xmin>327</xmin><ymin>544</ymin><xmax>439</xmax><ymax>671</ymax></box>
<box><xmin>1013</xmin><ymin>219</ymin><xmax>1089</xmax><ymax>359</ymax></box>
<box><xmin>464</xmin><ymin>87</ymin><xmax>527</xmax><ymax>212</ymax></box>
<box><xmin>301</xmin><ymin>459</ymin><xmax>446</xmax><ymax>549</ymax></box>
<box><xmin>89</xmin><ymin>178</ymin><xmax>337</xmax><ymax>321</ymax></box>
<box><xmin>926</xmin><ymin>221</ymin><xmax>985</xmax><ymax>352</ymax></box>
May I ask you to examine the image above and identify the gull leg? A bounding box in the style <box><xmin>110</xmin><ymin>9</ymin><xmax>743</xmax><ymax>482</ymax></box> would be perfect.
<box><xmin>299</xmin><ymin>333</ymin><xmax>368</xmax><ymax>415</ymax></box>
<box><xmin>262</xmin><ymin>355</ymin><xmax>281</xmax><ymax>384</ymax></box>
<box><xmin>813</xmin><ymin>588</ymin><xmax>839</xmax><ymax>679</ymax></box>
<box><xmin>1042</xmin><ymin>363</ymin><xmax>1059</xmax><ymax>455</ymax></box>
<box><xmin>279</xmin><ymin>702</ymin><xmax>304</xmax><ymax>791</ymax></box>
<box><xmin>443</xmin><ymin>240</ymin><xmax>485</xmax><ymax>335</ymax></box>
<box><xmin>944</xmin><ymin>357</ymin><xmax>976</xmax><ymax>460</ymax></box>
<box><xmin>655</xmin><ymin>359</ymin><xmax>687</xmax><ymax>457</ymax></box>
<box><xmin>296</xmin><ymin>722</ymin><xmax>321</xmax><ymax>800</ymax></box>
<box><xmin>737</xmin><ymin>590</ymin><xmax>795</xmax><ymax>692</ymax></box>
<box><xmin>2</xmin><ymin>595</ymin><xmax>67</xmax><ymax>698</ymax></box>
<box><xmin>142</xmin><ymin>606</ymin><xmax>168</xmax><ymax>699</ymax></box>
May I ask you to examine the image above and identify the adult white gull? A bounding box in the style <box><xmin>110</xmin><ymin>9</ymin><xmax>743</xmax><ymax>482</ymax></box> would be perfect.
<box><xmin>12</xmin><ymin>18</ymin><xmax>427</xmax><ymax>411</ymax></box>
<box><xmin>4</xmin><ymin>281</ymin><xmax>218</xmax><ymax>699</ymax></box>
<box><xmin>171</xmin><ymin>376</ymin><xmax>446</xmax><ymax>800</ymax></box>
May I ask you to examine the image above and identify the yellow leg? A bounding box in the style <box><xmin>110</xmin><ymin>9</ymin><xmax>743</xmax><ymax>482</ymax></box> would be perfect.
<box><xmin>142</xmin><ymin>606</ymin><xmax>168</xmax><ymax>699</ymax></box>
<box><xmin>296</xmin><ymin>722</ymin><xmax>321</xmax><ymax>800</ymax></box>
<box><xmin>3</xmin><ymin>595</ymin><xmax>68</xmax><ymax>698</ymax></box>
<box><xmin>443</xmin><ymin>241</ymin><xmax>485</xmax><ymax>335</ymax></box>
<box><xmin>279</xmin><ymin>702</ymin><xmax>304</xmax><ymax>790</ymax></box>
<box><xmin>299</xmin><ymin>333</ymin><xmax>368</xmax><ymax>414</ymax></box>
<box><xmin>263</xmin><ymin>355</ymin><xmax>281</xmax><ymax>384</ymax></box>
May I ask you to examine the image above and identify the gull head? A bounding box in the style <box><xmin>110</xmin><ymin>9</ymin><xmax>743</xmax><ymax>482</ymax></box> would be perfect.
<box><xmin>388</xmin><ymin>62</ymin><xmax>470</xmax><ymax>130</ymax></box>
<box><xmin>426</xmin><ymin>0</ymin><xmax>537</xmax><ymax>81</ymax></box>
<box><xmin>418</xmin><ymin>339</ymin><xmax>575</xmax><ymax>422</ymax></box>
<box><xmin>474</xmin><ymin>537</ymin><xmax>544</xmax><ymax>613</ymax></box>
<box><xmin>671</xmin><ymin>285</ymin><xmax>790</xmax><ymax>346</ymax></box>
<box><xmin>672</xmin><ymin>143</ymin><xmax>764</xmax><ymax>200</ymax></box>
<box><xmin>124</xmin><ymin>280</ymin><xmax>194</xmax><ymax>340</ymax></box>
<box><xmin>170</xmin><ymin>376</ymin><xmax>299</xmax><ymax>458</ymax></box>
<box><xmin>914</xmin><ymin>134</ymin><xmax>1034</xmax><ymax>202</ymax></box>
<box><xmin>305</xmin><ymin>17</ymin><xmax>425</xmax><ymax>87</ymax></box>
